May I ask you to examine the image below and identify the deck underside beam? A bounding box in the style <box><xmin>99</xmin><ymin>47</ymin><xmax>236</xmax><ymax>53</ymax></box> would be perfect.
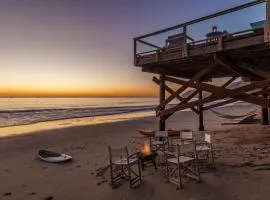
<box><xmin>152</xmin><ymin>77</ymin><xmax>199</xmax><ymax>114</ymax></box>
<box><xmin>158</xmin><ymin>76</ymin><xmax>270</xmax><ymax>117</ymax></box>
<box><xmin>155</xmin><ymin>63</ymin><xmax>217</xmax><ymax>113</ymax></box>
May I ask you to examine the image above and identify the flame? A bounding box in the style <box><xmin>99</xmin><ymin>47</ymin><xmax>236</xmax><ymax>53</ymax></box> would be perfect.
<box><xmin>141</xmin><ymin>141</ymin><xmax>152</xmax><ymax>156</ymax></box>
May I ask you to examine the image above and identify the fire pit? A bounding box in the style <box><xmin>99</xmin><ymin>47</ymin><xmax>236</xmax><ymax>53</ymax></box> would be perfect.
<box><xmin>139</xmin><ymin>142</ymin><xmax>157</xmax><ymax>170</ymax></box>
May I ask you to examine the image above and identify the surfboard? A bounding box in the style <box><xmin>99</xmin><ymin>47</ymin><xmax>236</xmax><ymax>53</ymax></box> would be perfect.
<box><xmin>37</xmin><ymin>150</ymin><xmax>72</xmax><ymax>163</ymax></box>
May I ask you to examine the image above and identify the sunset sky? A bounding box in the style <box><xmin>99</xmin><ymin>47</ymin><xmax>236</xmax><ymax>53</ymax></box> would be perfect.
<box><xmin>0</xmin><ymin>0</ymin><xmax>264</xmax><ymax>97</ymax></box>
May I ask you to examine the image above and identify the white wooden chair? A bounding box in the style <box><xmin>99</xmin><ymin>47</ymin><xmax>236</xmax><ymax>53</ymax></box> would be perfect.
<box><xmin>195</xmin><ymin>131</ymin><xmax>215</xmax><ymax>168</ymax></box>
<box><xmin>170</xmin><ymin>130</ymin><xmax>193</xmax><ymax>147</ymax></box>
<box><xmin>165</xmin><ymin>142</ymin><xmax>201</xmax><ymax>189</ymax></box>
<box><xmin>180</xmin><ymin>130</ymin><xmax>193</xmax><ymax>142</ymax></box>
<box><xmin>108</xmin><ymin>146</ymin><xmax>142</xmax><ymax>188</ymax></box>
<box><xmin>150</xmin><ymin>130</ymin><xmax>169</xmax><ymax>152</ymax></box>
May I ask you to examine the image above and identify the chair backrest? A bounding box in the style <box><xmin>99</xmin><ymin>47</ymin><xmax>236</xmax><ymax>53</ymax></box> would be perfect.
<box><xmin>181</xmin><ymin>130</ymin><xmax>193</xmax><ymax>140</ymax></box>
<box><xmin>155</xmin><ymin>130</ymin><xmax>168</xmax><ymax>138</ymax></box>
<box><xmin>205</xmin><ymin>133</ymin><xmax>211</xmax><ymax>143</ymax></box>
<box><xmin>177</xmin><ymin>142</ymin><xmax>197</xmax><ymax>158</ymax></box>
<box><xmin>108</xmin><ymin>146</ymin><xmax>128</xmax><ymax>162</ymax></box>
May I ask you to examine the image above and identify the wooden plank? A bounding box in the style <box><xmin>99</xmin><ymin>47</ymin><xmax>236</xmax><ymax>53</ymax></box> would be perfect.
<box><xmin>161</xmin><ymin>77</ymin><xmax>270</xmax><ymax>116</ymax></box>
<box><xmin>166</xmin><ymin>76</ymin><xmax>237</xmax><ymax>114</ymax></box>
<box><xmin>203</xmin><ymin>86</ymin><xmax>270</xmax><ymax>110</ymax></box>
<box><xmin>203</xmin><ymin>99</ymin><xmax>236</xmax><ymax>110</ymax></box>
<box><xmin>202</xmin><ymin>76</ymin><xmax>238</xmax><ymax>110</ymax></box>
<box><xmin>238</xmin><ymin>62</ymin><xmax>270</xmax><ymax>79</ymax></box>
<box><xmin>152</xmin><ymin>77</ymin><xmax>199</xmax><ymax>114</ymax></box>
<box><xmin>155</xmin><ymin>64</ymin><xmax>216</xmax><ymax>112</ymax></box>
<box><xmin>214</xmin><ymin>56</ymin><xmax>243</xmax><ymax>76</ymax></box>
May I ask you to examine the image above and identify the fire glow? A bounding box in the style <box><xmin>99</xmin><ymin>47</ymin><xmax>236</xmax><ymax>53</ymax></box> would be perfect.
<box><xmin>141</xmin><ymin>141</ymin><xmax>152</xmax><ymax>156</ymax></box>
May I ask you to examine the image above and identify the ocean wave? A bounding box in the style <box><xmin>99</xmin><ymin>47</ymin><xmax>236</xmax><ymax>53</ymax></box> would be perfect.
<box><xmin>0</xmin><ymin>105</ymin><xmax>156</xmax><ymax>127</ymax></box>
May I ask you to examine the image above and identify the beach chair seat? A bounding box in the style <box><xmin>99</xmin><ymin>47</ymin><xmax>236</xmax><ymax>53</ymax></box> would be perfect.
<box><xmin>112</xmin><ymin>158</ymin><xmax>137</xmax><ymax>165</ymax></box>
<box><xmin>165</xmin><ymin>142</ymin><xmax>201</xmax><ymax>189</ymax></box>
<box><xmin>196</xmin><ymin>145</ymin><xmax>211</xmax><ymax>151</ymax></box>
<box><xmin>151</xmin><ymin>140</ymin><xmax>164</xmax><ymax>146</ymax></box>
<box><xmin>167</xmin><ymin>156</ymin><xmax>194</xmax><ymax>164</ymax></box>
<box><xmin>108</xmin><ymin>146</ymin><xmax>142</xmax><ymax>188</ymax></box>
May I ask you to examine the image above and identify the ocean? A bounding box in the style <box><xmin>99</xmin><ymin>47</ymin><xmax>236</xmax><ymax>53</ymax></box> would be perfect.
<box><xmin>0</xmin><ymin>97</ymin><xmax>250</xmax><ymax>129</ymax></box>
<box><xmin>0</xmin><ymin>97</ymin><xmax>162</xmax><ymax>128</ymax></box>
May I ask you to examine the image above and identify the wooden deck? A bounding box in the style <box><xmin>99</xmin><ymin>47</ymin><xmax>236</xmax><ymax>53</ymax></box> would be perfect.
<box><xmin>136</xmin><ymin>29</ymin><xmax>270</xmax><ymax>80</ymax></box>
<box><xmin>134</xmin><ymin>0</ymin><xmax>270</xmax><ymax>81</ymax></box>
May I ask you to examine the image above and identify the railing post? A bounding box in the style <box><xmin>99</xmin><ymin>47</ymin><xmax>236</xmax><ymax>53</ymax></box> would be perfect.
<box><xmin>265</xmin><ymin>0</ymin><xmax>270</xmax><ymax>42</ymax></box>
<box><xmin>181</xmin><ymin>25</ymin><xmax>188</xmax><ymax>57</ymax></box>
<box><xmin>183</xmin><ymin>25</ymin><xmax>187</xmax><ymax>43</ymax></box>
<box><xmin>218</xmin><ymin>35</ymin><xmax>223</xmax><ymax>51</ymax></box>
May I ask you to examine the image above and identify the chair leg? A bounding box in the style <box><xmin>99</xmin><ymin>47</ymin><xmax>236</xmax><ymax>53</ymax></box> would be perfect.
<box><xmin>138</xmin><ymin>160</ymin><xmax>142</xmax><ymax>182</ymax></box>
<box><xmin>110</xmin><ymin>164</ymin><xmax>116</xmax><ymax>186</ymax></box>
<box><xmin>195</xmin><ymin>158</ymin><xmax>201</xmax><ymax>182</ymax></box>
<box><xmin>177</xmin><ymin>164</ymin><xmax>183</xmax><ymax>189</ymax></box>
<box><xmin>210</xmin><ymin>149</ymin><xmax>215</xmax><ymax>168</ymax></box>
<box><xmin>128</xmin><ymin>164</ymin><xmax>133</xmax><ymax>188</ymax></box>
<box><xmin>165</xmin><ymin>155</ymin><xmax>169</xmax><ymax>181</ymax></box>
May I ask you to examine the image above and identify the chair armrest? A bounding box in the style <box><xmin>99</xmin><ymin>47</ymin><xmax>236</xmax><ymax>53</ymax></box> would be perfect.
<box><xmin>164</xmin><ymin>151</ymin><xmax>177</xmax><ymax>156</ymax></box>
<box><xmin>128</xmin><ymin>151</ymin><xmax>140</xmax><ymax>159</ymax></box>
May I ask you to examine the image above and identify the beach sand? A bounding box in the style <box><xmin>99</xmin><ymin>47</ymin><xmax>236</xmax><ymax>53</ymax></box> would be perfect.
<box><xmin>1</xmin><ymin>105</ymin><xmax>270</xmax><ymax>200</ymax></box>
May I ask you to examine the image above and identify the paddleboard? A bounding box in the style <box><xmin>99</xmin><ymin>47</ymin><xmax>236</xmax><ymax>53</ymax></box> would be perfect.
<box><xmin>37</xmin><ymin>150</ymin><xmax>72</xmax><ymax>163</ymax></box>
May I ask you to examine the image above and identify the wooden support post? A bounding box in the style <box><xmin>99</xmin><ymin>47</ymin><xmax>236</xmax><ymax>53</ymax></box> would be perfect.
<box><xmin>133</xmin><ymin>39</ymin><xmax>137</xmax><ymax>66</ymax></box>
<box><xmin>159</xmin><ymin>74</ymin><xmax>166</xmax><ymax>131</ymax></box>
<box><xmin>261</xmin><ymin>88</ymin><xmax>269</xmax><ymax>125</ymax></box>
<box><xmin>198</xmin><ymin>91</ymin><xmax>205</xmax><ymax>131</ymax></box>
<box><xmin>265</xmin><ymin>0</ymin><xmax>270</xmax><ymax>42</ymax></box>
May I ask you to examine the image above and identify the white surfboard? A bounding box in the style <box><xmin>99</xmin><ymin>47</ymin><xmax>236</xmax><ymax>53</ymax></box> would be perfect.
<box><xmin>37</xmin><ymin>150</ymin><xmax>72</xmax><ymax>163</ymax></box>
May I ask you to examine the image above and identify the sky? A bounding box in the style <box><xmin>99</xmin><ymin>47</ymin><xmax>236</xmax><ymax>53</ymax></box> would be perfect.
<box><xmin>0</xmin><ymin>0</ymin><xmax>265</xmax><ymax>97</ymax></box>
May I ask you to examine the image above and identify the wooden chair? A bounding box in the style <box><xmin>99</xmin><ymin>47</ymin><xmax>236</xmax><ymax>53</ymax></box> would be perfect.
<box><xmin>108</xmin><ymin>146</ymin><xmax>142</xmax><ymax>188</ymax></box>
<box><xmin>180</xmin><ymin>130</ymin><xmax>193</xmax><ymax>142</ymax></box>
<box><xmin>165</xmin><ymin>142</ymin><xmax>201</xmax><ymax>189</ymax></box>
<box><xmin>195</xmin><ymin>131</ymin><xmax>215</xmax><ymax>168</ymax></box>
<box><xmin>149</xmin><ymin>130</ymin><xmax>169</xmax><ymax>152</ymax></box>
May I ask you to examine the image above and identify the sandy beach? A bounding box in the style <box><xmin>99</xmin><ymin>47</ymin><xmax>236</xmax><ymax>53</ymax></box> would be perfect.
<box><xmin>1</xmin><ymin>105</ymin><xmax>270</xmax><ymax>200</ymax></box>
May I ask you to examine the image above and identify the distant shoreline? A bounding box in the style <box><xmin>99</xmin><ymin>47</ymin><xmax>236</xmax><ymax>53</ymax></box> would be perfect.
<box><xmin>0</xmin><ymin>110</ymin><xmax>156</xmax><ymax>138</ymax></box>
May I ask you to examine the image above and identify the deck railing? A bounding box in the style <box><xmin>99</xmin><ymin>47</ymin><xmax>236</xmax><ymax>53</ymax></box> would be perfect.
<box><xmin>134</xmin><ymin>0</ymin><xmax>268</xmax><ymax>66</ymax></box>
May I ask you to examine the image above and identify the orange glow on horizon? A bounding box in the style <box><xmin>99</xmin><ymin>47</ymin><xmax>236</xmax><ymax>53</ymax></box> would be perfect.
<box><xmin>0</xmin><ymin>86</ymin><xmax>157</xmax><ymax>97</ymax></box>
